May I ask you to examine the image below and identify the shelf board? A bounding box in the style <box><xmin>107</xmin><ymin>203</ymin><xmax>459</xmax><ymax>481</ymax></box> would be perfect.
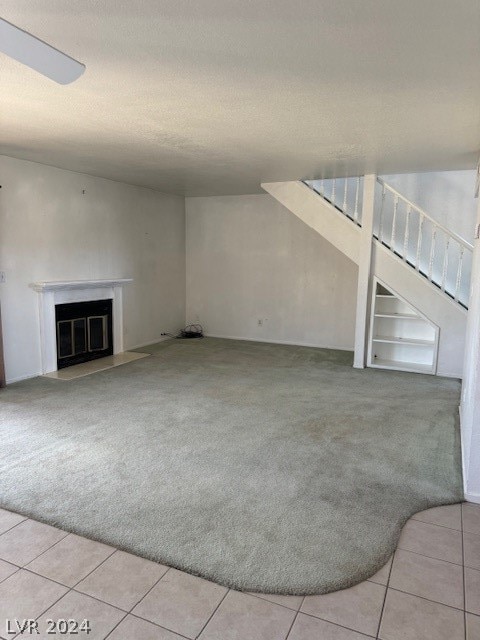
<box><xmin>374</xmin><ymin>312</ymin><xmax>421</xmax><ymax>320</ymax></box>
<box><xmin>372</xmin><ymin>335</ymin><xmax>435</xmax><ymax>347</ymax></box>
<box><xmin>370</xmin><ymin>358</ymin><xmax>434</xmax><ymax>374</ymax></box>
<box><xmin>375</xmin><ymin>294</ymin><xmax>395</xmax><ymax>298</ymax></box>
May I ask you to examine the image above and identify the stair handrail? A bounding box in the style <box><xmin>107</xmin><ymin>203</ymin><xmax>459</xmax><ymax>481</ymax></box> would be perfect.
<box><xmin>304</xmin><ymin>175</ymin><xmax>472</xmax><ymax>306</ymax></box>
<box><xmin>377</xmin><ymin>177</ymin><xmax>473</xmax><ymax>252</ymax></box>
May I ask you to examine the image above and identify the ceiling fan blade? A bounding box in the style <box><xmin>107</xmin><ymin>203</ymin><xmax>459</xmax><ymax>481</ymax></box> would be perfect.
<box><xmin>0</xmin><ymin>17</ymin><xmax>85</xmax><ymax>84</ymax></box>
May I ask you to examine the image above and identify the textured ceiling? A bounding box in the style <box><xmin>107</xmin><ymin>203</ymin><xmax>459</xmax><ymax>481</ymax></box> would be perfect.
<box><xmin>1</xmin><ymin>1</ymin><xmax>479</xmax><ymax>195</ymax></box>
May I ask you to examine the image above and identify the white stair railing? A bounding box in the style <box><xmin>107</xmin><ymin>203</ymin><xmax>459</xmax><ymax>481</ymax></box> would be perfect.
<box><xmin>303</xmin><ymin>176</ymin><xmax>473</xmax><ymax>309</ymax></box>
<box><xmin>375</xmin><ymin>178</ymin><xmax>473</xmax><ymax>308</ymax></box>
<box><xmin>304</xmin><ymin>178</ymin><xmax>363</xmax><ymax>226</ymax></box>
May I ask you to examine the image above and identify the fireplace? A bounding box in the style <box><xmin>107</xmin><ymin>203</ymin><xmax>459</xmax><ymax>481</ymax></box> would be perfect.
<box><xmin>55</xmin><ymin>299</ymin><xmax>113</xmax><ymax>369</ymax></box>
<box><xmin>31</xmin><ymin>279</ymin><xmax>132</xmax><ymax>375</ymax></box>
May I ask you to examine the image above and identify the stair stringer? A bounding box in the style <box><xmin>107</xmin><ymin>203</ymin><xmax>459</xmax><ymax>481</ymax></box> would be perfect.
<box><xmin>372</xmin><ymin>242</ymin><xmax>467</xmax><ymax>378</ymax></box>
<box><xmin>261</xmin><ymin>181</ymin><xmax>361</xmax><ymax>265</ymax></box>
<box><xmin>262</xmin><ymin>180</ymin><xmax>467</xmax><ymax>378</ymax></box>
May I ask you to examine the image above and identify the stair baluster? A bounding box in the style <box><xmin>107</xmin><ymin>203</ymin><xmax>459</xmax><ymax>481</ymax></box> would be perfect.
<box><xmin>391</xmin><ymin>195</ymin><xmax>398</xmax><ymax>251</ymax></box>
<box><xmin>343</xmin><ymin>179</ymin><xmax>348</xmax><ymax>214</ymax></box>
<box><xmin>403</xmin><ymin>205</ymin><xmax>411</xmax><ymax>260</ymax></box>
<box><xmin>415</xmin><ymin>216</ymin><xmax>424</xmax><ymax>271</ymax></box>
<box><xmin>455</xmin><ymin>247</ymin><xmax>464</xmax><ymax>302</ymax></box>
<box><xmin>302</xmin><ymin>176</ymin><xmax>473</xmax><ymax>309</ymax></box>
<box><xmin>378</xmin><ymin>185</ymin><xmax>386</xmax><ymax>243</ymax></box>
<box><xmin>428</xmin><ymin>227</ymin><xmax>437</xmax><ymax>281</ymax></box>
<box><xmin>354</xmin><ymin>177</ymin><xmax>360</xmax><ymax>224</ymax></box>
<box><xmin>441</xmin><ymin>238</ymin><xmax>450</xmax><ymax>291</ymax></box>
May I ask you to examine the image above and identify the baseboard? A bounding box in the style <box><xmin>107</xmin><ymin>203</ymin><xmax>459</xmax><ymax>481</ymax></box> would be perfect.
<box><xmin>436</xmin><ymin>371</ymin><xmax>463</xmax><ymax>379</ymax></box>
<box><xmin>458</xmin><ymin>405</ymin><xmax>480</xmax><ymax>503</ymax></box>
<box><xmin>205</xmin><ymin>333</ymin><xmax>354</xmax><ymax>352</ymax></box>
<box><xmin>459</xmin><ymin>404</ymin><xmax>469</xmax><ymax>497</ymax></box>
<box><xmin>6</xmin><ymin>371</ymin><xmax>42</xmax><ymax>384</ymax></box>
<box><xmin>465</xmin><ymin>491</ymin><xmax>480</xmax><ymax>504</ymax></box>
<box><xmin>126</xmin><ymin>336</ymin><xmax>172</xmax><ymax>350</ymax></box>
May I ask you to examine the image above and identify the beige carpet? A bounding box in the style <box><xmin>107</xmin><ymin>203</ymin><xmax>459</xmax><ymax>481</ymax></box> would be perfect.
<box><xmin>0</xmin><ymin>338</ymin><xmax>463</xmax><ymax>594</ymax></box>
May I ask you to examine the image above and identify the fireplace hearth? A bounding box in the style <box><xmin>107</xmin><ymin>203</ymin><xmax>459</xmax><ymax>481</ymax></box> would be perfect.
<box><xmin>55</xmin><ymin>299</ymin><xmax>113</xmax><ymax>369</ymax></box>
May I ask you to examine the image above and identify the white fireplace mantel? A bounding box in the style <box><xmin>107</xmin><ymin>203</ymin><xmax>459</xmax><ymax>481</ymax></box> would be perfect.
<box><xmin>31</xmin><ymin>278</ymin><xmax>133</xmax><ymax>292</ymax></box>
<box><xmin>31</xmin><ymin>278</ymin><xmax>133</xmax><ymax>374</ymax></box>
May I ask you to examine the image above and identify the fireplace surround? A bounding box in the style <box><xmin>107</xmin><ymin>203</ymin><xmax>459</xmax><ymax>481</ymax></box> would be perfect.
<box><xmin>55</xmin><ymin>299</ymin><xmax>113</xmax><ymax>369</ymax></box>
<box><xmin>31</xmin><ymin>279</ymin><xmax>132</xmax><ymax>374</ymax></box>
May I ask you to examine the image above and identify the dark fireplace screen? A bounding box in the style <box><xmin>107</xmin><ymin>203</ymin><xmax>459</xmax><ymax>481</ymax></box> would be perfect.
<box><xmin>55</xmin><ymin>299</ymin><xmax>113</xmax><ymax>369</ymax></box>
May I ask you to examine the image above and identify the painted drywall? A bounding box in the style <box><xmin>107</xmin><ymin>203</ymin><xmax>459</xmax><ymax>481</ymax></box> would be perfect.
<box><xmin>186</xmin><ymin>194</ymin><xmax>357</xmax><ymax>350</ymax></box>
<box><xmin>460</xmin><ymin>197</ymin><xmax>480</xmax><ymax>503</ymax></box>
<box><xmin>381</xmin><ymin>170</ymin><xmax>477</xmax><ymax>243</ymax></box>
<box><xmin>0</xmin><ymin>156</ymin><xmax>186</xmax><ymax>383</ymax></box>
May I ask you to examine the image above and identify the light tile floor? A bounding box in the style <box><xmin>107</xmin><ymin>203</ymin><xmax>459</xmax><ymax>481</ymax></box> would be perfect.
<box><xmin>0</xmin><ymin>503</ymin><xmax>478</xmax><ymax>639</ymax></box>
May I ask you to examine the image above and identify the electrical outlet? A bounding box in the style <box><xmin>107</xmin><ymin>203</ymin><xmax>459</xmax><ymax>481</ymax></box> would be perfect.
<box><xmin>0</xmin><ymin>271</ymin><xmax>6</xmax><ymax>283</ymax></box>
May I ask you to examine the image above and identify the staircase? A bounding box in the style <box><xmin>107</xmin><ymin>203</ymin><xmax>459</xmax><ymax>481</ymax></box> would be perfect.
<box><xmin>261</xmin><ymin>177</ymin><xmax>473</xmax><ymax>378</ymax></box>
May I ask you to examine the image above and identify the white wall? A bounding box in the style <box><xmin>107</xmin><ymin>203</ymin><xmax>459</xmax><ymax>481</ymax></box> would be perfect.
<box><xmin>186</xmin><ymin>194</ymin><xmax>357</xmax><ymax>350</ymax></box>
<box><xmin>460</xmin><ymin>197</ymin><xmax>480</xmax><ymax>503</ymax></box>
<box><xmin>0</xmin><ymin>156</ymin><xmax>186</xmax><ymax>383</ymax></box>
<box><xmin>381</xmin><ymin>170</ymin><xmax>477</xmax><ymax>243</ymax></box>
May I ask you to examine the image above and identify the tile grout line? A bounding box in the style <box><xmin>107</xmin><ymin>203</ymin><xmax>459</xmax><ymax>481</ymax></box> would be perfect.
<box><xmin>462</xmin><ymin>501</ymin><xmax>480</xmax><ymax>537</ymax></box>
<box><xmin>24</xmin><ymin>540</ymin><xmax>174</xmax><ymax>627</ymax></box>
<box><xmin>410</xmin><ymin>517</ymin><xmax>462</xmax><ymax>532</ymax></box>
<box><xmin>27</xmin><ymin>576</ymin><xmax>127</xmax><ymax>640</ymax></box>
<box><xmin>0</xmin><ymin>565</ymin><xmax>20</xmax><ymax>585</ymax></box>
<box><xmin>283</xmin><ymin>609</ymin><xmax>300</xmax><ymax>640</ymax></box>
<box><xmin>22</xmin><ymin>566</ymin><xmax>84</xmax><ymax>590</ymax></box>
<box><xmin>463</xmin><ymin>528</ymin><xmax>480</xmax><ymax>541</ymax></box>
<box><xmin>386</xmin><ymin>587</ymin><xmax>467</xmax><ymax>614</ymax></box>
<box><xmin>94</xmin><ymin>568</ymin><xmax>179</xmax><ymax>640</ymax></box>
<box><xmin>30</xmin><ymin>585</ymin><xmax>75</xmax><ymax>634</ymax></box>
<box><xmin>293</xmin><ymin>610</ymin><xmax>377</xmax><ymax>639</ymax></box>
<box><xmin>46</xmin><ymin>563</ymin><xmax>170</xmax><ymax>617</ymax></box>
<box><xmin>5</xmin><ymin>520</ymin><xmax>71</xmax><ymax>569</ymax></box>
<box><xmin>375</xmin><ymin>554</ymin><xmax>394</xmax><ymax>640</ymax></box>
<box><xmin>24</xmin><ymin>545</ymin><xmax>118</xmax><ymax>590</ymax></box>
<box><xmin>70</xmin><ymin>547</ymin><xmax>118</xmax><ymax>589</ymax></box>
<box><xmin>247</xmin><ymin>593</ymin><xmax>305</xmax><ymax>613</ymax></box>
<box><xmin>125</xmin><ymin>567</ymin><xmax>172</xmax><ymax>613</ymax></box>
<box><xmin>194</xmin><ymin>587</ymin><xmax>230</xmax><ymax>638</ymax></box>
<box><xmin>395</xmin><ymin>545</ymin><xmax>464</xmax><ymax>567</ymax></box>
<box><xmin>29</xmin><ymin>581</ymin><xmax>126</xmax><ymax>635</ymax></box>
<box><xmin>126</xmin><ymin>566</ymin><xmax>171</xmax><ymax>612</ymax></box>
<box><xmin>70</xmin><ymin>586</ymin><xmax>129</xmax><ymax>611</ymax></box>
<box><xmin>284</xmin><ymin>596</ymin><xmax>305</xmax><ymax>640</ymax></box>
<box><xmin>102</xmin><ymin>612</ymin><xmax>130</xmax><ymax>640</ymax></box>
<box><xmin>127</xmin><ymin>612</ymin><xmax>193</xmax><ymax>640</ymax></box>
<box><xmin>0</xmin><ymin>514</ymin><xmax>28</xmax><ymax>537</ymax></box>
